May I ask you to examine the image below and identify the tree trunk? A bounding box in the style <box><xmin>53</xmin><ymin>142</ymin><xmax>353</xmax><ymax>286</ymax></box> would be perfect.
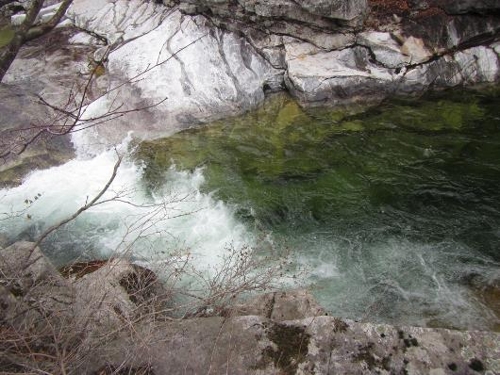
<box><xmin>0</xmin><ymin>0</ymin><xmax>72</xmax><ymax>81</ymax></box>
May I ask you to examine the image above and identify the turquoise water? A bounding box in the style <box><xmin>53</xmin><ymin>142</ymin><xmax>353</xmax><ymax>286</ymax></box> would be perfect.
<box><xmin>137</xmin><ymin>88</ymin><xmax>500</xmax><ymax>330</ymax></box>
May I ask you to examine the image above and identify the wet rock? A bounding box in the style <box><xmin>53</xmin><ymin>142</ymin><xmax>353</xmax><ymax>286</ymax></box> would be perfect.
<box><xmin>0</xmin><ymin>26</ymin><xmax>106</xmax><ymax>184</ymax></box>
<box><xmin>233</xmin><ymin>289</ymin><xmax>326</xmax><ymax>320</ymax></box>
<box><xmin>3</xmin><ymin>26</ymin><xmax>103</xmax><ymax>108</ymax></box>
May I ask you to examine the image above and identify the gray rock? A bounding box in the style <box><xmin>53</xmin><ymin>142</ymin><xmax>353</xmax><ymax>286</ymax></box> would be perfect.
<box><xmin>3</xmin><ymin>26</ymin><xmax>102</xmax><ymax>109</ymax></box>
<box><xmin>75</xmin><ymin>9</ymin><xmax>282</xmax><ymax>146</ymax></box>
<box><xmin>399</xmin><ymin>46</ymin><xmax>500</xmax><ymax>94</ymax></box>
<box><xmin>440</xmin><ymin>0</ymin><xmax>500</xmax><ymax>14</ymax></box>
<box><xmin>0</xmin><ymin>241</ymin><xmax>60</xmax><ymax>284</ymax></box>
<box><xmin>445</xmin><ymin>16</ymin><xmax>500</xmax><ymax>50</ymax></box>
<box><xmin>73</xmin><ymin>259</ymin><xmax>169</xmax><ymax>329</ymax></box>
<box><xmin>233</xmin><ymin>289</ymin><xmax>326</xmax><ymax>320</ymax></box>
<box><xmin>285</xmin><ymin>45</ymin><xmax>400</xmax><ymax>105</ymax></box>
<box><xmin>178</xmin><ymin>0</ymin><xmax>368</xmax><ymax>26</ymax></box>
<box><xmin>401</xmin><ymin>9</ymin><xmax>500</xmax><ymax>53</ymax></box>
<box><xmin>453</xmin><ymin>46</ymin><xmax>499</xmax><ymax>84</ymax></box>
<box><xmin>0</xmin><ymin>84</ymin><xmax>75</xmax><ymax>187</ymax></box>
<box><xmin>59</xmin><ymin>0</ymin><xmax>500</xmax><ymax>147</ymax></box>
<box><xmin>67</xmin><ymin>0</ymin><xmax>169</xmax><ymax>44</ymax></box>
<box><xmin>0</xmin><ymin>233</ymin><xmax>9</xmax><ymax>248</ymax></box>
<box><xmin>1</xmin><ymin>242</ymin><xmax>498</xmax><ymax>374</ymax></box>
<box><xmin>0</xmin><ymin>241</ymin><xmax>73</xmax><ymax>321</ymax></box>
<box><xmin>358</xmin><ymin>31</ymin><xmax>411</xmax><ymax>68</ymax></box>
<box><xmin>100</xmin><ymin>315</ymin><xmax>500</xmax><ymax>374</ymax></box>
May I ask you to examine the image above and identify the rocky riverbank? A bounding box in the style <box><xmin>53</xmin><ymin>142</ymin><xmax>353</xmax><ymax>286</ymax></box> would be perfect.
<box><xmin>1</xmin><ymin>241</ymin><xmax>499</xmax><ymax>374</ymax></box>
<box><xmin>2</xmin><ymin>0</ymin><xmax>500</xmax><ymax>152</ymax></box>
<box><xmin>64</xmin><ymin>0</ymin><xmax>500</xmax><ymax>144</ymax></box>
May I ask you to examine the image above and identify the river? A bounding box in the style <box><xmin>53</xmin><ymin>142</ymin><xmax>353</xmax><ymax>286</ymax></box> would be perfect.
<box><xmin>1</xmin><ymin>87</ymin><xmax>499</xmax><ymax>330</ymax></box>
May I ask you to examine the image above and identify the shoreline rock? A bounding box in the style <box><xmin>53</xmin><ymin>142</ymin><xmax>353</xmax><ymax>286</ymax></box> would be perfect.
<box><xmin>1</xmin><ymin>242</ymin><xmax>499</xmax><ymax>374</ymax></box>
<box><xmin>61</xmin><ymin>0</ymin><xmax>500</xmax><ymax>147</ymax></box>
<box><xmin>1</xmin><ymin>0</ymin><xmax>499</xmax><ymax>172</ymax></box>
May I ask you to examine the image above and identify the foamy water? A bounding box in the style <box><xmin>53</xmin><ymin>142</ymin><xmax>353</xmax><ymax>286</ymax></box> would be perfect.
<box><xmin>0</xmin><ymin>134</ymin><xmax>253</xmax><ymax>272</ymax></box>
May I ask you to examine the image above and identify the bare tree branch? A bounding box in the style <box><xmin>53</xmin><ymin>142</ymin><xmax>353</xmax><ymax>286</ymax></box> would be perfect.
<box><xmin>32</xmin><ymin>153</ymin><xmax>123</xmax><ymax>250</ymax></box>
<box><xmin>25</xmin><ymin>0</ymin><xmax>73</xmax><ymax>42</ymax></box>
<box><xmin>0</xmin><ymin>34</ymin><xmax>207</xmax><ymax>163</ymax></box>
<box><xmin>0</xmin><ymin>0</ymin><xmax>44</xmax><ymax>80</ymax></box>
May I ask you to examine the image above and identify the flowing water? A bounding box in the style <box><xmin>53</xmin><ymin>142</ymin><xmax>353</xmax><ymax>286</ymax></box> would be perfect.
<box><xmin>1</xmin><ymin>88</ymin><xmax>500</xmax><ymax>330</ymax></box>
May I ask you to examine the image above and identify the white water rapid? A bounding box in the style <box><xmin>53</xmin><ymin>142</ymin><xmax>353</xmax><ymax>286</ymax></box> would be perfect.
<box><xmin>0</xmin><ymin>132</ymin><xmax>253</xmax><ymax>273</ymax></box>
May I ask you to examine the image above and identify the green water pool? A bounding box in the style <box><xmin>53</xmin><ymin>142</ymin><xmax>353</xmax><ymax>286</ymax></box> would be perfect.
<box><xmin>137</xmin><ymin>87</ymin><xmax>500</xmax><ymax>330</ymax></box>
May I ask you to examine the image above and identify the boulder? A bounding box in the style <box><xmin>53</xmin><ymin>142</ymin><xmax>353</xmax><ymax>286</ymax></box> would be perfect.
<box><xmin>285</xmin><ymin>45</ymin><xmax>399</xmax><ymax>105</ymax></box>
<box><xmin>98</xmin><ymin>315</ymin><xmax>500</xmax><ymax>374</ymax></box>
<box><xmin>0</xmin><ymin>233</ymin><xmax>9</xmax><ymax>248</ymax></box>
<box><xmin>74</xmin><ymin>9</ymin><xmax>281</xmax><ymax>147</ymax></box>
<box><xmin>73</xmin><ymin>259</ymin><xmax>169</xmax><ymax>329</ymax></box>
<box><xmin>0</xmin><ymin>241</ymin><xmax>62</xmax><ymax>285</ymax></box>
<box><xmin>0</xmin><ymin>241</ymin><xmax>73</xmax><ymax>327</ymax></box>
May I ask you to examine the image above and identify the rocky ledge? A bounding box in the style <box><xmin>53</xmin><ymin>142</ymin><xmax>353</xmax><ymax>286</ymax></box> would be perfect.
<box><xmin>3</xmin><ymin>0</ymin><xmax>499</xmax><ymax>148</ymax></box>
<box><xmin>71</xmin><ymin>0</ymin><xmax>500</xmax><ymax>144</ymax></box>
<box><xmin>1</xmin><ymin>241</ymin><xmax>499</xmax><ymax>374</ymax></box>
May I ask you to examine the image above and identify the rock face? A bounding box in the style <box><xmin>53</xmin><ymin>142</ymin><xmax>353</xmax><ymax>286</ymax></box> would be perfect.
<box><xmin>65</xmin><ymin>1</ymin><xmax>282</xmax><ymax>147</ymax></box>
<box><xmin>58</xmin><ymin>0</ymin><xmax>500</xmax><ymax>148</ymax></box>
<box><xmin>2</xmin><ymin>0</ymin><xmax>498</xmax><ymax>155</ymax></box>
<box><xmin>0</xmin><ymin>84</ymin><xmax>75</xmax><ymax>187</ymax></box>
<box><xmin>0</xmin><ymin>25</ymin><xmax>104</xmax><ymax>185</ymax></box>
<box><xmin>177</xmin><ymin>0</ymin><xmax>368</xmax><ymax>28</ymax></box>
